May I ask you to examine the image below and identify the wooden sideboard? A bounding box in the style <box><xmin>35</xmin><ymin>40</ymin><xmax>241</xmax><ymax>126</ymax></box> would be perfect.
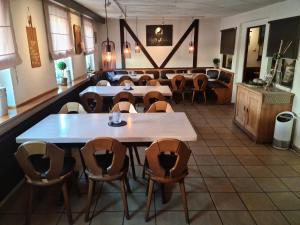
<box><xmin>234</xmin><ymin>83</ymin><xmax>294</xmax><ymax>143</ymax></box>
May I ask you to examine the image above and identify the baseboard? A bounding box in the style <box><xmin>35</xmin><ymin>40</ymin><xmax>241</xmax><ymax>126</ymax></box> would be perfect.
<box><xmin>0</xmin><ymin>179</ymin><xmax>24</xmax><ymax>207</ymax></box>
<box><xmin>292</xmin><ymin>144</ymin><xmax>300</xmax><ymax>153</ymax></box>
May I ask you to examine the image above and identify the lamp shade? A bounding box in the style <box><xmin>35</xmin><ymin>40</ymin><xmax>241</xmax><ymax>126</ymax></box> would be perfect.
<box><xmin>101</xmin><ymin>40</ymin><xmax>116</xmax><ymax>70</ymax></box>
<box><xmin>123</xmin><ymin>41</ymin><xmax>131</xmax><ymax>58</ymax></box>
<box><xmin>135</xmin><ymin>42</ymin><xmax>141</xmax><ymax>53</ymax></box>
<box><xmin>188</xmin><ymin>41</ymin><xmax>194</xmax><ymax>54</ymax></box>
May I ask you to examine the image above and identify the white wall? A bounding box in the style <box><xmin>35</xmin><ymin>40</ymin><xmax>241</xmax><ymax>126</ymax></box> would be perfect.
<box><xmin>5</xmin><ymin>0</ymin><xmax>101</xmax><ymax>106</ymax></box>
<box><xmin>99</xmin><ymin>18</ymin><xmax>221</xmax><ymax>69</ymax></box>
<box><xmin>220</xmin><ymin>0</ymin><xmax>300</xmax><ymax>149</ymax></box>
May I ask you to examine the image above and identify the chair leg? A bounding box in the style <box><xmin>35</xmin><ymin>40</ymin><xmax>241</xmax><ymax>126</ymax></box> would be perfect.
<box><xmin>192</xmin><ymin>91</ymin><xmax>195</xmax><ymax>104</ymax></box>
<box><xmin>25</xmin><ymin>184</ymin><xmax>33</xmax><ymax>225</ymax></box>
<box><xmin>128</xmin><ymin>146</ymin><xmax>137</xmax><ymax>180</ymax></box>
<box><xmin>203</xmin><ymin>91</ymin><xmax>207</xmax><ymax>104</ymax></box>
<box><xmin>125</xmin><ymin>174</ymin><xmax>132</xmax><ymax>193</ymax></box>
<box><xmin>62</xmin><ymin>182</ymin><xmax>72</xmax><ymax>225</ymax></box>
<box><xmin>79</xmin><ymin>150</ymin><xmax>88</xmax><ymax>181</ymax></box>
<box><xmin>145</xmin><ymin>179</ymin><xmax>154</xmax><ymax>222</ymax></box>
<box><xmin>85</xmin><ymin>179</ymin><xmax>95</xmax><ymax>222</ymax></box>
<box><xmin>133</xmin><ymin>146</ymin><xmax>142</xmax><ymax>165</ymax></box>
<box><xmin>179</xmin><ymin>180</ymin><xmax>189</xmax><ymax>224</ymax></box>
<box><xmin>120</xmin><ymin>178</ymin><xmax>130</xmax><ymax>220</ymax></box>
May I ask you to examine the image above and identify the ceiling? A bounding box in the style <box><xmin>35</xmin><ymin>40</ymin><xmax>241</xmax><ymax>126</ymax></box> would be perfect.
<box><xmin>74</xmin><ymin>0</ymin><xmax>285</xmax><ymax>19</ymax></box>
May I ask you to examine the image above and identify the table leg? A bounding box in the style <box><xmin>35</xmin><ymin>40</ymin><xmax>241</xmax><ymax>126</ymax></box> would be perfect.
<box><xmin>128</xmin><ymin>146</ymin><xmax>137</xmax><ymax>180</ymax></box>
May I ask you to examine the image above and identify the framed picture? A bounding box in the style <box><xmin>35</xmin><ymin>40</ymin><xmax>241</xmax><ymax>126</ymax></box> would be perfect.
<box><xmin>146</xmin><ymin>25</ymin><xmax>173</xmax><ymax>46</ymax></box>
<box><xmin>73</xmin><ymin>25</ymin><xmax>82</xmax><ymax>54</ymax></box>
<box><xmin>280</xmin><ymin>59</ymin><xmax>296</xmax><ymax>88</ymax></box>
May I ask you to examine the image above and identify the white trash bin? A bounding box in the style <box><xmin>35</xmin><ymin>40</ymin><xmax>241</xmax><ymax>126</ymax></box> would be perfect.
<box><xmin>0</xmin><ymin>87</ymin><xmax>8</xmax><ymax>116</ymax></box>
<box><xmin>273</xmin><ymin>111</ymin><xmax>296</xmax><ymax>150</ymax></box>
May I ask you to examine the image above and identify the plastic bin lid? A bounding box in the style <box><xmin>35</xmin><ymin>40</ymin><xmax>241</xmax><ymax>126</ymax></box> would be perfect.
<box><xmin>277</xmin><ymin>113</ymin><xmax>293</xmax><ymax>122</ymax></box>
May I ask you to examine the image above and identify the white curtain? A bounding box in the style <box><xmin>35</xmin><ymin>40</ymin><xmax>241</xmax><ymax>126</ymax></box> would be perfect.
<box><xmin>0</xmin><ymin>0</ymin><xmax>20</xmax><ymax>69</ymax></box>
<box><xmin>82</xmin><ymin>17</ymin><xmax>95</xmax><ymax>54</ymax></box>
<box><xmin>43</xmin><ymin>1</ymin><xmax>73</xmax><ymax>60</ymax></box>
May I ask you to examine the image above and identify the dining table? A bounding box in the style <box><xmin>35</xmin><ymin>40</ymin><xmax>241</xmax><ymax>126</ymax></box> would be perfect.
<box><xmin>79</xmin><ymin>85</ymin><xmax>172</xmax><ymax>97</ymax></box>
<box><xmin>16</xmin><ymin>112</ymin><xmax>197</xmax><ymax>179</ymax></box>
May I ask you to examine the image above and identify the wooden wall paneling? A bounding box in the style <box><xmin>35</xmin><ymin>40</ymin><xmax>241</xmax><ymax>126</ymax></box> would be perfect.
<box><xmin>160</xmin><ymin>19</ymin><xmax>199</xmax><ymax>68</ymax></box>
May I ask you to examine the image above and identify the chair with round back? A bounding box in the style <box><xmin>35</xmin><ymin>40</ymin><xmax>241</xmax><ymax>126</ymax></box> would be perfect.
<box><xmin>110</xmin><ymin>101</ymin><xmax>137</xmax><ymax>113</ymax></box>
<box><xmin>134</xmin><ymin>70</ymin><xmax>144</xmax><ymax>74</ymax></box>
<box><xmin>145</xmin><ymin>70</ymin><xmax>160</xmax><ymax>79</ymax></box>
<box><xmin>80</xmin><ymin>92</ymin><xmax>103</xmax><ymax>113</ymax></box>
<box><xmin>119</xmin><ymin>76</ymin><xmax>133</xmax><ymax>85</ymax></box>
<box><xmin>80</xmin><ymin>138</ymin><xmax>131</xmax><ymax>221</ymax></box>
<box><xmin>146</xmin><ymin>80</ymin><xmax>161</xmax><ymax>86</ymax></box>
<box><xmin>171</xmin><ymin>75</ymin><xmax>186</xmax><ymax>103</ymax></box>
<box><xmin>146</xmin><ymin>101</ymin><xmax>174</xmax><ymax>113</ymax></box>
<box><xmin>144</xmin><ymin>139</ymin><xmax>191</xmax><ymax>223</ymax></box>
<box><xmin>96</xmin><ymin>80</ymin><xmax>111</xmax><ymax>86</ymax></box>
<box><xmin>192</xmin><ymin>74</ymin><xmax>208</xmax><ymax>104</ymax></box>
<box><xmin>119</xmin><ymin>80</ymin><xmax>135</xmax><ymax>86</ymax></box>
<box><xmin>15</xmin><ymin>141</ymin><xmax>76</xmax><ymax>225</ymax></box>
<box><xmin>113</xmin><ymin>91</ymin><xmax>135</xmax><ymax>105</ymax></box>
<box><xmin>143</xmin><ymin>91</ymin><xmax>165</xmax><ymax>111</ymax></box>
<box><xmin>59</xmin><ymin>102</ymin><xmax>87</xmax><ymax>114</ymax></box>
<box><xmin>138</xmin><ymin>75</ymin><xmax>152</xmax><ymax>86</ymax></box>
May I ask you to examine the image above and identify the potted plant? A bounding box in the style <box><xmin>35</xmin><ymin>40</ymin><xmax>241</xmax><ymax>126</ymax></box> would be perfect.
<box><xmin>57</xmin><ymin>61</ymin><xmax>68</xmax><ymax>86</ymax></box>
<box><xmin>213</xmin><ymin>58</ymin><xmax>220</xmax><ymax>68</ymax></box>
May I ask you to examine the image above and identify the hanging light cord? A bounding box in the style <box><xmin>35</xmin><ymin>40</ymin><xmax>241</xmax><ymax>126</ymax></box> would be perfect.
<box><xmin>105</xmin><ymin>0</ymin><xmax>109</xmax><ymax>42</ymax></box>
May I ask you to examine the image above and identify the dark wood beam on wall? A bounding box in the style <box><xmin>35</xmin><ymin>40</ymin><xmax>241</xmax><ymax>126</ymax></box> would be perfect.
<box><xmin>120</xmin><ymin>19</ymin><xmax>126</xmax><ymax>69</ymax></box>
<box><xmin>120</xmin><ymin>19</ymin><xmax>159</xmax><ymax>68</ymax></box>
<box><xmin>53</xmin><ymin>0</ymin><xmax>105</xmax><ymax>23</ymax></box>
<box><xmin>160</xmin><ymin>19</ymin><xmax>199</xmax><ymax>68</ymax></box>
<box><xmin>193</xmin><ymin>19</ymin><xmax>199</xmax><ymax>68</ymax></box>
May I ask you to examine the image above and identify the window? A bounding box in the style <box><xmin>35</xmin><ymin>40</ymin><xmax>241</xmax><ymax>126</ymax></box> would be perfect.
<box><xmin>43</xmin><ymin>1</ymin><xmax>73</xmax><ymax>60</ymax></box>
<box><xmin>54</xmin><ymin>57</ymin><xmax>73</xmax><ymax>84</ymax></box>
<box><xmin>0</xmin><ymin>68</ymin><xmax>16</xmax><ymax>106</ymax></box>
<box><xmin>0</xmin><ymin>0</ymin><xmax>20</xmax><ymax>69</ymax></box>
<box><xmin>85</xmin><ymin>54</ymin><xmax>95</xmax><ymax>72</ymax></box>
<box><xmin>222</xmin><ymin>54</ymin><xmax>233</xmax><ymax>69</ymax></box>
<box><xmin>220</xmin><ymin>28</ymin><xmax>236</xmax><ymax>70</ymax></box>
<box><xmin>82</xmin><ymin>17</ymin><xmax>95</xmax><ymax>54</ymax></box>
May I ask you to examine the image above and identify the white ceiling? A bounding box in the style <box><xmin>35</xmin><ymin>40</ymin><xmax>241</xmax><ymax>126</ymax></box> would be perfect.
<box><xmin>75</xmin><ymin>0</ymin><xmax>285</xmax><ymax>19</ymax></box>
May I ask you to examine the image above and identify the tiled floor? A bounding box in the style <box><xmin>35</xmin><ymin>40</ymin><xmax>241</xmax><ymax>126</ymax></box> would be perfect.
<box><xmin>1</xmin><ymin>102</ymin><xmax>300</xmax><ymax>225</ymax></box>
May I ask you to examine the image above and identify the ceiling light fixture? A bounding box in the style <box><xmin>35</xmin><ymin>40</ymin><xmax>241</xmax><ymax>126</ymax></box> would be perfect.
<box><xmin>188</xmin><ymin>17</ymin><xmax>194</xmax><ymax>54</ymax></box>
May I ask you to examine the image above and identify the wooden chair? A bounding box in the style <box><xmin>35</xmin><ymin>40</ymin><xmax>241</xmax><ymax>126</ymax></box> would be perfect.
<box><xmin>176</xmin><ymin>69</ymin><xmax>187</xmax><ymax>73</ymax></box>
<box><xmin>59</xmin><ymin>102</ymin><xmax>87</xmax><ymax>114</ymax></box>
<box><xmin>146</xmin><ymin>80</ymin><xmax>161</xmax><ymax>86</ymax></box>
<box><xmin>134</xmin><ymin>70</ymin><xmax>144</xmax><ymax>74</ymax></box>
<box><xmin>144</xmin><ymin>139</ymin><xmax>191</xmax><ymax>223</ymax></box>
<box><xmin>96</xmin><ymin>80</ymin><xmax>111</xmax><ymax>86</ymax></box>
<box><xmin>80</xmin><ymin>92</ymin><xmax>103</xmax><ymax>113</ymax></box>
<box><xmin>171</xmin><ymin>75</ymin><xmax>186</xmax><ymax>103</ymax></box>
<box><xmin>146</xmin><ymin>101</ymin><xmax>174</xmax><ymax>113</ymax></box>
<box><xmin>143</xmin><ymin>91</ymin><xmax>165</xmax><ymax>111</ymax></box>
<box><xmin>113</xmin><ymin>91</ymin><xmax>135</xmax><ymax>105</ymax></box>
<box><xmin>120</xmin><ymin>80</ymin><xmax>135</xmax><ymax>86</ymax></box>
<box><xmin>119</xmin><ymin>76</ymin><xmax>133</xmax><ymax>85</ymax></box>
<box><xmin>138</xmin><ymin>75</ymin><xmax>152</xmax><ymax>86</ymax></box>
<box><xmin>15</xmin><ymin>141</ymin><xmax>76</xmax><ymax>225</ymax></box>
<box><xmin>80</xmin><ymin>138</ymin><xmax>131</xmax><ymax>221</ymax></box>
<box><xmin>110</xmin><ymin>102</ymin><xmax>137</xmax><ymax>113</ymax></box>
<box><xmin>161</xmin><ymin>70</ymin><xmax>175</xmax><ymax>79</ymax></box>
<box><xmin>192</xmin><ymin>74</ymin><xmax>208</xmax><ymax>104</ymax></box>
<box><xmin>206</xmin><ymin>68</ymin><xmax>220</xmax><ymax>79</ymax></box>
<box><xmin>145</xmin><ymin>70</ymin><xmax>159</xmax><ymax>79</ymax></box>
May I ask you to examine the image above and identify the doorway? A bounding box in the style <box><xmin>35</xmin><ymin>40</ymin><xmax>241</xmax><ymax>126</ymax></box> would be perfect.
<box><xmin>243</xmin><ymin>25</ymin><xmax>266</xmax><ymax>82</ymax></box>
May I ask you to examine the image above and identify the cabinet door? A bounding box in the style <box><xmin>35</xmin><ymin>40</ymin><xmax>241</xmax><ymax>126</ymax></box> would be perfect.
<box><xmin>235</xmin><ymin>87</ymin><xmax>247</xmax><ymax>125</ymax></box>
<box><xmin>245</xmin><ymin>93</ymin><xmax>261</xmax><ymax>136</ymax></box>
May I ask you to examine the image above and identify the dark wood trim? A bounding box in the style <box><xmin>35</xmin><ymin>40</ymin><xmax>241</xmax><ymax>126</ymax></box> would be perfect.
<box><xmin>53</xmin><ymin>0</ymin><xmax>104</xmax><ymax>23</ymax></box>
<box><xmin>120</xmin><ymin>19</ymin><xmax>159</xmax><ymax>68</ymax></box>
<box><xmin>160</xmin><ymin>19</ymin><xmax>199</xmax><ymax>68</ymax></box>
<box><xmin>193</xmin><ymin>20</ymin><xmax>199</xmax><ymax>68</ymax></box>
<box><xmin>120</xmin><ymin>20</ymin><xmax>126</xmax><ymax>69</ymax></box>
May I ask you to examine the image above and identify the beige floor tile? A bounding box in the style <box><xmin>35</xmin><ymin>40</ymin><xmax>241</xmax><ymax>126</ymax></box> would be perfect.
<box><xmin>194</xmin><ymin>155</ymin><xmax>218</xmax><ymax>165</ymax></box>
<box><xmin>90</xmin><ymin>212</ymin><xmax>124</xmax><ymax>225</ymax></box>
<box><xmin>205</xmin><ymin>139</ymin><xmax>226</xmax><ymax>147</ymax></box>
<box><xmin>183</xmin><ymin>178</ymin><xmax>208</xmax><ymax>192</ymax></box>
<box><xmin>188</xmin><ymin>193</ymin><xmax>215</xmax><ymax>210</ymax></box>
<box><xmin>239</xmin><ymin>193</ymin><xmax>277</xmax><ymax>210</ymax></box>
<box><xmin>30</xmin><ymin>214</ymin><xmax>62</xmax><ymax>225</ymax></box>
<box><xmin>267</xmin><ymin>192</ymin><xmax>300</xmax><ymax>210</ymax></box>
<box><xmin>257</xmin><ymin>155</ymin><xmax>285</xmax><ymax>165</ymax></box>
<box><xmin>218</xmin><ymin>211</ymin><xmax>256</xmax><ymax>225</ymax></box>
<box><xmin>190</xmin><ymin>211</ymin><xmax>222</xmax><ymax>225</ymax></box>
<box><xmin>281</xmin><ymin>177</ymin><xmax>300</xmax><ymax>191</ymax></box>
<box><xmin>127</xmin><ymin>193</ymin><xmax>154</xmax><ymax>212</ymax></box>
<box><xmin>198</xmin><ymin>165</ymin><xmax>226</xmax><ymax>178</ymax></box>
<box><xmin>230</xmin><ymin>147</ymin><xmax>253</xmax><ymax>156</ymax></box>
<box><xmin>210</xmin><ymin>146</ymin><xmax>232</xmax><ymax>155</ymax></box>
<box><xmin>251</xmin><ymin>211</ymin><xmax>289</xmax><ymax>225</ymax></box>
<box><xmin>245</xmin><ymin>166</ymin><xmax>275</xmax><ymax>177</ymax></box>
<box><xmin>211</xmin><ymin>193</ymin><xmax>246</xmax><ymax>210</ymax></box>
<box><xmin>95</xmin><ymin>192</ymin><xmax>126</xmax><ymax>212</ymax></box>
<box><xmin>230</xmin><ymin>178</ymin><xmax>262</xmax><ymax>192</ymax></box>
<box><xmin>268</xmin><ymin>165</ymin><xmax>299</xmax><ymax>177</ymax></box>
<box><xmin>57</xmin><ymin>213</ymin><xmax>87</xmax><ymax>225</ymax></box>
<box><xmin>204</xmin><ymin>178</ymin><xmax>235</xmax><ymax>192</ymax></box>
<box><xmin>155</xmin><ymin>211</ymin><xmax>188</xmax><ymax>225</ymax></box>
<box><xmin>281</xmin><ymin>211</ymin><xmax>300</xmax><ymax>225</ymax></box>
<box><xmin>215</xmin><ymin>155</ymin><xmax>241</xmax><ymax>165</ymax></box>
<box><xmin>124</xmin><ymin>211</ymin><xmax>155</xmax><ymax>225</ymax></box>
<box><xmin>222</xmin><ymin>166</ymin><xmax>251</xmax><ymax>177</ymax></box>
<box><xmin>155</xmin><ymin>193</ymin><xmax>185</xmax><ymax>211</ymax></box>
<box><xmin>187</xmin><ymin>165</ymin><xmax>202</xmax><ymax>177</ymax></box>
<box><xmin>255</xmin><ymin>178</ymin><xmax>289</xmax><ymax>192</ymax></box>
<box><xmin>236</xmin><ymin>155</ymin><xmax>263</xmax><ymax>166</ymax></box>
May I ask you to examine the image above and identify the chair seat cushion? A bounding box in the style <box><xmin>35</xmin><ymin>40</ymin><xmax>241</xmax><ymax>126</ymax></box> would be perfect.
<box><xmin>29</xmin><ymin>155</ymin><xmax>76</xmax><ymax>176</ymax></box>
<box><xmin>95</xmin><ymin>153</ymin><xmax>129</xmax><ymax>175</ymax></box>
<box><xmin>207</xmin><ymin>81</ymin><xmax>228</xmax><ymax>89</ymax></box>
